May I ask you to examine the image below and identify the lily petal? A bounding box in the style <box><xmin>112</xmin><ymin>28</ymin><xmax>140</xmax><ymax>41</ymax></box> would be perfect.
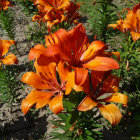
<box><xmin>0</xmin><ymin>54</ymin><xmax>18</xmax><ymax>65</ymax></box>
<box><xmin>45</xmin><ymin>32</ymin><xmax>59</xmax><ymax>47</ymax></box>
<box><xmin>65</xmin><ymin>71</ymin><xmax>83</xmax><ymax>95</ymax></box>
<box><xmin>83</xmin><ymin>56</ymin><xmax>119</xmax><ymax>71</ymax></box>
<box><xmin>45</xmin><ymin>45</ymin><xmax>70</xmax><ymax>61</ymax></box>
<box><xmin>49</xmin><ymin>93</ymin><xmax>64</xmax><ymax>114</ymax></box>
<box><xmin>57</xmin><ymin>61</ymin><xmax>70</xmax><ymax>82</ymax></box>
<box><xmin>98</xmin><ymin>104</ymin><xmax>122</xmax><ymax>126</ymax></box>
<box><xmin>77</xmin><ymin>96</ymin><xmax>98</xmax><ymax>111</ymax></box>
<box><xmin>0</xmin><ymin>40</ymin><xmax>15</xmax><ymax>57</ymax></box>
<box><xmin>28</xmin><ymin>44</ymin><xmax>47</xmax><ymax>60</ymax></box>
<box><xmin>74</xmin><ymin>67</ymin><xmax>88</xmax><ymax>85</ymax></box>
<box><xmin>69</xmin><ymin>23</ymin><xmax>88</xmax><ymax>55</ymax></box>
<box><xmin>55</xmin><ymin>29</ymin><xmax>71</xmax><ymax>56</ymax></box>
<box><xmin>80</xmin><ymin>41</ymin><xmax>107</xmax><ymax>62</ymax></box>
<box><xmin>37</xmin><ymin>55</ymin><xmax>53</xmax><ymax>66</ymax></box>
<box><xmin>130</xmin><ymin>31</ymin><xmax>140</xmax><ymax>41</ymax></box>
<box><xmin>21</xmin><ymin>72</ymin><xmax>49</xmax><ymax>89</ymax></box>
<box><xmin>21</xmin><ymin>90</ymin><xmax>52</xmax><ymax>114</ymax></box>
<box><xmin>34</xmin><ymin>0</ymin><xmax>70</xmax><ymax>12</ymax></box>
<box><xmin>104</xmin><ymin>93</ymin><xmax>128</xmax><ymax>107</ymax></box>
<box><xmin>34</xmin><ymin>60</ymin><xmax>57</xmax><ymax>80</ymax></box>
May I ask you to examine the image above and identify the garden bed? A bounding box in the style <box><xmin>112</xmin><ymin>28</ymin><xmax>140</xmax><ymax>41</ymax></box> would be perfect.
<box><xmin>0</xmin><ymin>0</ymin><xmax>140</xmax><ymax>140</ymax></box>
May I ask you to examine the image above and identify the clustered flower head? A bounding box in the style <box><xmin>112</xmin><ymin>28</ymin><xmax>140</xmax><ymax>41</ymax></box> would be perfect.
<box><xmin>108</xmin><ymin>2</ymin><xmax>140</xmax><ymax>41</ymax></box>
<box><xmin>0</xmin><ymin>39</ymin><xmax>18</xmax><ymax>67</ymax></box>
<box><xmin>0</xmin><ymin>0</ymin><xmax>13</xmax><ymax>11</ymax></box>
<box><xmin>21</xmin><ymin>23</ymin><xmax>128</xmax><ymax>126</ymax></box>
<box><xmin>31</xmin><ymin>0</ymin><xmax>82</xmax><ymax>28</ymax></box>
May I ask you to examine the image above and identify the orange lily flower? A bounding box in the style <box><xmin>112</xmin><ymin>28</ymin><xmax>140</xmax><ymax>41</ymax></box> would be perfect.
<box><xmin>0</xmin><ymin>0</ymin><xmax>12</xmax><ymax>11</ymax></box>
<box><xmin>0</xmin><ymin>39</ymin><xmax>18</xmax><ymax>67</ymax></box>
<box><xmin>21</xmin><ymin>61</ymin><xmax>83</xmax><ymax>115</ymax></box>
<box><xmin>77</xmin><ymin>71</ymin><xmax>128</xmax><ymax>126</ymax></box>
<box><xmin>108</xmin><ymin>19</ymin><xmax>129</xmax><ymax>34</ymax></box>
<box><xmin>124</xmin><ymin>3</ymin><xmax>140</xmax><ymax>41</ymax></box>
<box><xmin>32</xmin><ymin>8</ymin><xmax>66</xmax><ymax>28</ymax></box>
<box><xmin>29</xmin><ymin>24</ymin><xmax>119</xmax><ymax>85</ymax></box>
<box><xmin>108</xmin><ymin>3</ymin><xmax>140</xmax><ymax>41</ymax></box>
<box><xmin>33</xmin><ymin>0</ymin><xmax>70</xmax><ymax>12</ymax></box>
<box><xmin>32</xmin><ymin>0</ymin><xmax>82</xmax><ymax>28</ymax></box>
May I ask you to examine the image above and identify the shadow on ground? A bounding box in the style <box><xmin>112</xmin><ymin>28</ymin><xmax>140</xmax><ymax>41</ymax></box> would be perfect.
<box><xmin>0</xmin><ymin>111</ymin><xmax>48</xmax><ymax>140</ymax></box>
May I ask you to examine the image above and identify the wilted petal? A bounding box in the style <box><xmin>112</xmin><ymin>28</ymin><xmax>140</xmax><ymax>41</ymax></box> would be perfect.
<box><xmin>83</xmin><ymin>57</ymin><xmax>119</xmax><ymax>71</ymax></box>
<box><xmin>21</xmin><ymin>90</ymin><xmax>52</xmax><ymax>114</ymax></box>
<box><xmin>49</xmin><ymin>93</ymin><xmax>64</xmax><ymax>114</ymax></box>
<box><xmin>98</xmin><ymin>104</ymin><xmax>122</xmax><ymax>126</ymax></box>
<box><xmin>21</xmin><ymin>72</ymin><xmax>49</xmax><ymax>89</ymax></box>
<box><xmin>77</xmin><ymin>96</ymin><xmax>98</xmax><ymax>111</ymax></box>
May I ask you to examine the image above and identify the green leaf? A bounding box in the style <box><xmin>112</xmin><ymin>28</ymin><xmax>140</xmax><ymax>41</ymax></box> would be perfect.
<box><xmin>86</xmin><ymin>136</ymin><xmax>96</xmax><ymax>140</ymax></box>
<box><xmin>63</xmin><ymin>100</ymin><xmax>75</xmax><ymax>111</ymax></box>
<box><xmin>58</xmin><ymin>113</ymin><xmax>68</xmax><ymax>121</ymax></box>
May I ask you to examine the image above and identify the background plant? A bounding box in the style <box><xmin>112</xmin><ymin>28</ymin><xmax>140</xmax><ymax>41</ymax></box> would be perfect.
<box><xmin>108</xmin><ymin>8</ymin><xmax>140</xmax><ymax>138</ymax></box>
<box><xmin>87</xmin><ymin>0</ymin><xmax>118</xmax><ymax>43</ymax></box>
<box><xmin>0</xmin><ymin>65</ymin><xmax>21</xmax><ymax>105</ymax></box>
<box><xmin>19</xmin><ymin>0</ymin><xmax>37</xmax><ymax>16</ymax></box>
<box><xmin>26</xmin><ymin>22</ymin><xmax>48</xmax><ymax>45</ymax></box>
<box><xmin>0</xmin><ymin>9</ymin><xmax>15</xmax><ymax>39</ymax></box>
<box><xmin>113</xmin><ymin>36</ymin><xmax>140</xmax><ymax>138</ymax></box>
